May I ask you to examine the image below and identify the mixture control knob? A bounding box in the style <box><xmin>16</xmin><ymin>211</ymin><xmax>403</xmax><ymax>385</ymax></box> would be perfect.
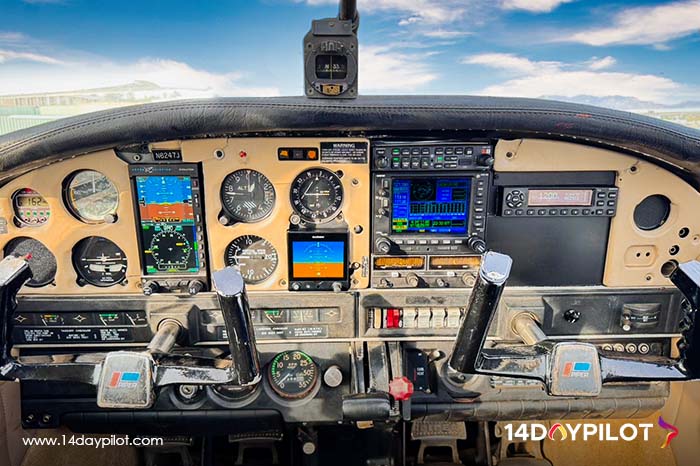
<box><xmin>376</xmin><ymin>156</ymin><xmax>389</xmax><ymax>169</ymax></box>
<box><xmin>188</xmin><ymin>279</ymin><xmax>205</xmax><ymax>295</ymax></box>
<box><xmin>376</xmin><ymin>237</ymin><xmax>393</xmax><ymax>254</ymax></box>
<box><xmin>142</xmin><ymin>280</ymin><xmax>159</xmax><ymax>296</ymax></box>
<box><xmin>406</xmin><ymin>273</ymin><xmax>420</xmax><ymax>288</ymax></box>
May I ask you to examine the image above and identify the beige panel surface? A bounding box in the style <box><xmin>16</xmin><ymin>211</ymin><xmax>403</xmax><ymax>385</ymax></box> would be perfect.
<box><xmin>495</xmin><ymin>139</ymin><xmax>700</xmax><ymax>287</ymax></box>
<box><xmin>0</xmin><ymin>138</ymin><xmax>370</xmax><ymax>295</ymax></box>
<box><xmin>0</xmin><ymin>150</ymin><xmax>142</xmax><ymax>294</ymax></box>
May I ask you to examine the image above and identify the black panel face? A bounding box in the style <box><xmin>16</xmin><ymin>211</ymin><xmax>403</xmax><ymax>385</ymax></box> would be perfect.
<box><xmin>486</xmin><ymin>216</ymin><xmax>609</xmax><ymax>286</ymax></box>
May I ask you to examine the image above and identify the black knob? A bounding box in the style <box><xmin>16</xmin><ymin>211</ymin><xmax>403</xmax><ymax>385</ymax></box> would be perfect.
<box><xmin>376</xmin><ymin>156</ymin><xmax>389</xmax><ymax>169</ymax></box>
<box><xmin>376</xmin><ymin>238</ymin><xmax>393</xmax><ymax>254</ymax></box>
<box><xmin>467</xmin><ymin>237</ymin><xmax>487</xmax><ymax>254</ymax></box>
<box><xmin>143</xmin><ymin>281</ymin><xmax>159</xmax><ymax>296</ymax></box>
<box><xmin>188</xmin><ymin>279</ymin><xmax>205</xmax><ymax>295</ymax></box>
<box><xmin>478</xmin><ymin>155</ymin><xmax>495</xmax><ymax>167</ymax></box>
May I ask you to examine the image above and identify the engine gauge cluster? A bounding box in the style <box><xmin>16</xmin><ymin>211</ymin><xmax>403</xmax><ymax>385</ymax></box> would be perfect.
<box><xmin>12</xmin><ymin>188</ymin><xmax>50</xmax><ymax>227</ymax></box>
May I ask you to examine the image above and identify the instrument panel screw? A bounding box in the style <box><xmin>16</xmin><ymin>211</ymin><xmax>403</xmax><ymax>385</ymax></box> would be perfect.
<box><xmin>351</xmin><ymin>178</ymin><xmax>359</xmax><ymax>186</ymax></box>
<box><xmin>563</xmin><ymin>309</ymin><xmax>581</xmax><ymax>323</ymax></box>
<box><xmin>214</xmin><ymin>149</ymin><xmax>225</xmax><ymax>159</ymax></box>
<box><xmin>505</xmin><ymin>152</ymin><xmax>514</xmax><ymax>159</ymax></box>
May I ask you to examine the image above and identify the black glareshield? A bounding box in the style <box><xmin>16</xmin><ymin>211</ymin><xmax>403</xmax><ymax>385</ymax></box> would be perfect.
<box><xmin>448</xmin><ymin>251</ymin><xmax>512</xmax><ymax>374</ymax></box>
<box><xmin>212</xmin><ymin>267</ymin><xmax>261</xmax><ymax>386</ymax></box>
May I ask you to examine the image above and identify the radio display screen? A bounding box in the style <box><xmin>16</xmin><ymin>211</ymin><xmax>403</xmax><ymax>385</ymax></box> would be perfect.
<box><xmin>528</xmin><ymin>189</ymin><xmax>593</xmax><ymax>207</ymax></box>
<box><xmin>391</xmin><ymin>178</ymin><xmax>471</xmax><ymax>234</ymax></box>
<box><xmin>135</xmin><ymin>175</ymin><xmax>200</xmax><ymax>275</ymax></box>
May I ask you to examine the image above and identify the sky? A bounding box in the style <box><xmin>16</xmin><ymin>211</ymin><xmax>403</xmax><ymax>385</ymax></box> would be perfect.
<box><xmin>1</xmin><ymin>0</ymin><xmax>700</xmax><ymax>106</ymax></box>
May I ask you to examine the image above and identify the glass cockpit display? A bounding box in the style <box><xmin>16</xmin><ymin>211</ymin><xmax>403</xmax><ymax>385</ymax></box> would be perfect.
<box><xmin>133</xmin><ymin>170</ymin><xmax>201</xmax><ymax>275</ymax></box>
<box><xmin>391</xmin><ymin>178</ymin><xmax>471</xmax><ymax>234</ymax></box>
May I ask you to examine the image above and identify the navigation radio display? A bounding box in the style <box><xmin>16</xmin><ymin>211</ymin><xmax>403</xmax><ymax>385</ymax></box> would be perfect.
<box><xmin>134</xmin><ymin>173</ymin><xmax>201</xmax><ymax>275</ymax></box>
<box><xmin>391</xmin><ymin>178</ymin><xmax>471</xmax><ymax>234</ymax></box>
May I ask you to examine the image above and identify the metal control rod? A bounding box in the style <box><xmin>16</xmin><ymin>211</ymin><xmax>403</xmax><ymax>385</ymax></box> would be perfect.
<box><xmin>338</xmin><ymin>0</ymin><xmax>357</xmax><ymax>21</ymax></box>
<box><xmin>212</xmin><ymin>267</ymin><xmax>261</xmax><ymax>386</ymax></box>
<box><xmin>448</xmin><ymin>251</ymin><xmax>512</xmax><ymax>374</ymax></box>
<box><xmin>146</xmin><ymin>320</ymin><xmax>181</xmax><ymax>355</ymax></box>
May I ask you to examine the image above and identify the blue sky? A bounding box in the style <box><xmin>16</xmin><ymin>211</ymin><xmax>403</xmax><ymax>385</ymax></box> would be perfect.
<box><xmin>1</xmin><ymin>0</ymin><xmax>700</xmax><ymax>105</ymax></box>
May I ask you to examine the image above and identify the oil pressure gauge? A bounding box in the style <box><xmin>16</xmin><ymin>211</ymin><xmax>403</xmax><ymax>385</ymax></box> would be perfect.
<box><xmin>267</xmin><ymin>350</ymin><xmax>319</xmax><ymax>400</ymax></box>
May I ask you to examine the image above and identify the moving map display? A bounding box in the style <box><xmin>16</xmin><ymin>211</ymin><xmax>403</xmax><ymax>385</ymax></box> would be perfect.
<box><xmin>391</xmin><ymin>178</ymin><xmax>471</xmax><ymax>234</ymax></box>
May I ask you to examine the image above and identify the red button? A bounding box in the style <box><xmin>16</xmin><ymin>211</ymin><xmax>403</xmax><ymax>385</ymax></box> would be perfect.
<box><xmin>389</xmin><ymin>376</ymin><xmax>414</xmax><ymax>401</ymax></box>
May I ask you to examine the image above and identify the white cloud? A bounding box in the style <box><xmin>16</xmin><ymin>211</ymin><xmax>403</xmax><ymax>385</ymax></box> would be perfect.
<box><xmin>587</xmin><ymin>56</ymin><xmax>616</xmax><ymax>70</ymax></box>
<box><xmin>0</xmin><ymin>58</ymin><xmax>280</xmax><ymax>97</ymax></box>
<box><xmin>360</xmin><ymin>45</ymin><xmax>437</xmax><ymax>92</ymax></box>
<box><xmin>463</xmin><ymin>53</ymin><xmax>682</xmax><ymax>103</ymax></box>
<box><xmin>0</xmin><ymin>49</ymin><xmax>63</xmax><ymax>65</ymax></box>
<box><xmin>565</xmin><ymin>0</ymin><xmax>700</xmax><ymax>46</ymax></box>
<box><xmin>501</xmin><ymin>0</ymin><xmax>574</xmax><ymax>13</ymax></box>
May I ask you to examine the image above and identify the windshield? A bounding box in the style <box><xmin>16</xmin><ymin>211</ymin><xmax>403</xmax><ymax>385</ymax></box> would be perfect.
<box><xmin>1</xmin><ymin>0</ymin><xmax>699</xmax><ymax>136</ymax></box>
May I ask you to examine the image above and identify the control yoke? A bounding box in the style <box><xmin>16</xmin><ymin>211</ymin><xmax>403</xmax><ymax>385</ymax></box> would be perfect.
<box><xmin>0</xmin><ymin>256</ymin><xmax>261</xmax><ymax>409</ymax></box>
<box><xmin>449</xmin><ymin>252</ymin><xmax>700</xmax><ymax>397</ymax></box>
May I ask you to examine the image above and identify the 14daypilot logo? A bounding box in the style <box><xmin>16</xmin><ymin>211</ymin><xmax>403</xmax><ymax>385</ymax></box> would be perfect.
<box><xmin>505</xmin><ymin>417</ymin><xmax>678</xmax><ymax>448</ymax></box>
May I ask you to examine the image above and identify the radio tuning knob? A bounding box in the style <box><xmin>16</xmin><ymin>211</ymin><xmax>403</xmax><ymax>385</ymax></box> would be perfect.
<box><xmin>376</xmin><ymin>237</ymin><xmax>393</xmax><ymax>254</ymax></box>
<box><xmin>379</xmin><ymin>189</ymin><xmax>390</xmax><ymax>197</ymax></box>
<box><xmin>462</xmin><ymin>273</ymin><xmax>476</xmax><ymax>287</ymax></box>
<box><xmin>143</xmin><ymin>281</ymin><xmax>159</xmax><ymax>296</ymax></box>
<box><xmin>406</xmin><ymin>273</ymin><xmax>420</xmax><ymax>288</ymax></box>
<box><xmin>377</xmin><ymin>208</ymin><xmax>388</xmax><ymax>216</ymax></box>
<box><xmin>467</xmin><ymin>237</ymin><xmax>487</xmax><ymax>254</ymax></box>
<box><xmin>436</xmin><ymin>278</ymin><xmax>449</xmax><ymax>288</ymax></box>
<box><xmin>188</xmin><ymin>279</ymin><xmax>205</xmax><ymax>295</ymax></box>
<box><xmin>376</xmin><ymin>156</ymin><xmax>389</xmax><ymax>169</ymax></box>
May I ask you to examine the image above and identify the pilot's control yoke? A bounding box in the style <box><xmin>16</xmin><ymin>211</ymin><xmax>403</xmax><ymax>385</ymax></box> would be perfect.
<box><xmin>0</xmin><ymin>256</ymin><xmax>261</xmax><ymax>409</ymax></box>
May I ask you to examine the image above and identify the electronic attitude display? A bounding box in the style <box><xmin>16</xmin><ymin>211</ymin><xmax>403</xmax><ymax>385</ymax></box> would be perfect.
<box><xmin>130</xmin><ymin>165</ymin><xmax>208</xmax><ymax>291</ymax></box>
<box><xmin>287</xmin><ymin>231</ymin><xmax>349</xmax><ymax>291</ymax></box>
<box><xmin>391</xmin><ymin>178</ymin><xmax>470</xmax><ymax>234</ymax></box>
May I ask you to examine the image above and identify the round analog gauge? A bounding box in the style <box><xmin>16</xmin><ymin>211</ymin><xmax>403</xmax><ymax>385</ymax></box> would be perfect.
<box><xmin>3</xmin><ymin>237</ymin><xmax>56</xmax><ymax>287</ymax></box>
<box><xmin>290</xmin><ymin>168</ymin><xmax>344</xmax><ymax>223</ymax></box>
<box><xmin>12</xmin><ymin>188</ymin><xmax>50</xmax><ymax>226</ymax></box>
<box><xmin>267</xmin><ymin>350</ymin><xmax>319</xmax><ymax>400</ymax></box>
<box><xmin>65</xmin><ymin>170</ymin><xmax>119</xmax><ymax>223</ymax></box>
<box><xmin>150</xmin><ymin>230</ymin><xmax>191</xmax><ymax>271</ymax></box>
<box><xmin>72</xmin><ymin>236</ymin><xmax>127</xmax><ymax>287</ymax></box>
<box><xmin>221</xmin><ymin>170</ymin><xmax>276</xmax><ymax>223</ymax></box>
<box><xmin>224</xmin><ymin>235</ymin><xmax>278</xmax><ymax>284</ymax></box>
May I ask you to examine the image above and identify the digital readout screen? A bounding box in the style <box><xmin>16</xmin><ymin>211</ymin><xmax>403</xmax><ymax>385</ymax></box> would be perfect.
<box><xmin>528</xmin><ymin>189</ymin><xmax>593</xmax><ymax>207</ymax></box>
<box><xmin>135</xmin><ymin>175</ymin><xmax>200</xmax><ymax>275</ymax></box>
<box><xmin>391</xmin><ymin>178</ymin><xmax>471</xmax><ymax>234</ymax></box>
<box><xmin>291</xmin><ymin>241</ymin><xmax>346</xmax><ymax>279</ymax></box>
